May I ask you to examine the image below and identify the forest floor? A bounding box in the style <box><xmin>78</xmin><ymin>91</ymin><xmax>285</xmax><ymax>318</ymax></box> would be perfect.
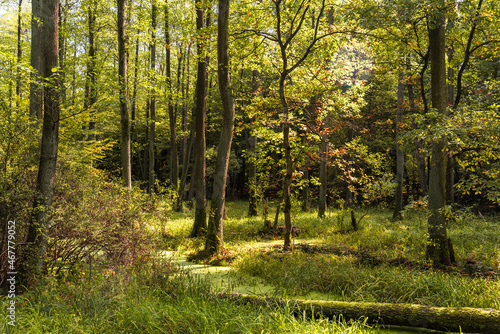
<box><xmin>2</xmin><ymin>198</ymin><xmax>499</xmax><ymax>333</ymax></box>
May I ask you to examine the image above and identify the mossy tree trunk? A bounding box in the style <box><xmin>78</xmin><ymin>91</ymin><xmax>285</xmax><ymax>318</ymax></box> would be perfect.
<box><xmin>226</xmin><ymin>294</ymin><xmax>500</xmax><ymax>334</ymax></box>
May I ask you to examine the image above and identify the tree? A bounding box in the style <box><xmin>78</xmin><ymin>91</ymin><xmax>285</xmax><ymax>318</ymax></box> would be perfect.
<box><xmin>205</xmin><ymin>0</ymin><xmax>236</xmax><ymax>255</ymax></box>
<box><xmin>29</xmin><ymin>0</ymin><xmax>42</xmax><ymax>119</ymax></box>
<box><xmin>148</xmin><ymin>0</ymin><xmax>157</xmax><ymax>193</ymax></box>
<box><xmin>23</xmin><ymin>0</ymin><xmax>60</xmax><ymax>282</ymax></box>
<box><xmin>117</xmin><ymin>0</ymin><xmax>132</xmax><ymax>189</ymax></box>
<box><xmin>190</xmin><ymin>0</ymin><xmax>208</xmax><ymax>237</ymax></box>
<box><xmin>165</xmin><ymin>6</ymin><xmax>179</xmax><ymax>192</ymax></box>
<box><xmin>426</xmin><ymin>0</ymin><xmax>451</xmax><ymax>266</ymax></box>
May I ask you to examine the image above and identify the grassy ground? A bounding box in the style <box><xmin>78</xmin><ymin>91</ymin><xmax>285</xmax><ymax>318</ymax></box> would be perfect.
<box><xmin>2</xmin><ymin>198</ymin><xmax>498</xmax><ymax>333</ymax></box>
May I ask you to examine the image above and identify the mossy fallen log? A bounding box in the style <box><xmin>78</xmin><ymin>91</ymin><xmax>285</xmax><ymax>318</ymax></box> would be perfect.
<box><xmin>218</xmin><ymin>293</ymin><xmax>500</xmax><ymax>333</ymax></box>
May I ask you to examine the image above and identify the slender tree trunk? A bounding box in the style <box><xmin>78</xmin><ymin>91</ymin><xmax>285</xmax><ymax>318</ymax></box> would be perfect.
<box><xmin>16</xmin><ymin>0</ymin><xmax>23</xmax><ymax>106</ymax></box>
<box><xmin>30</xmin><ymin>0</ymin><xmax>43</xmax><ymax>119</ymax></box>
<box><xmin>393</xmin><ymin>71</ymin><xmax>405</xmax><ymax>220</ymax></box>
<box><xmin>117</xmin><ymin>0</ymin><xmax>131</xmax><ymax>189</ymax></box>
<box><xmin>427</xmin><ymin>2</ymin><xmax>451</xmax><ymax>266</ymax></box>
<box><xmin>279</xmin><ymin>73</ymin><xmax>293</xmax><ymax>250</ymax></box>
<box><xmin>23</xmin><ymin>0</ymin><xmax>60</xmax><ymax>283</ymax></box>
<box><xmin>205</xmin><ymin>0</ymin><xmax>235</xmax><ymax>255</ymax></box>
<box><xmin>165</xmin><ymin>6</ymin><xmax>179</xmax><ymax>191</ymax></box>
<box><xmin>247</xmin><ymin>69</ymin><xmax>259</xmax><ymax>216</ymax></box>
<box><xmin>85</xmin><ymin>1</ymin><xmax>97</xmax><ymax>141</ymax></box>
<box><xmin>130</xmin><ymin>32</ymin><xmax>140</xmax><ymax>171</ymax></box>
<box><xmin>318</xmin><ymin>138</ymin><xmax>328</xmax><ymax>218</ymax></box>
<box><xmin>148</xmin><ymin>1</ymin><xmax>157</xmax><ymax>193</ymax></box>
<box><xmin>58</xmin><ymin>2</ymin><xmax>66</xmax><ymax>106</ymax></box>
<box><xmin>190</xmin><ymin>0</ymin><xmax>207</xmax><ymax>237</ymax></box>
<box><xmin>301</xmin><ymin>155</ymin><xmax>310</xmax><ymax>212</ymax></box>
<box><xmin>181</xmin><ymin>43</ymin><xmax>191</xmax><ymax>175</ymax></box>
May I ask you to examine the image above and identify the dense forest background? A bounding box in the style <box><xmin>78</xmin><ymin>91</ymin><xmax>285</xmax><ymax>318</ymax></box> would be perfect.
<box><xmin>1</xmin><ymin>0</ymin><xmax>499</xmax><ymax>290</ymax></box>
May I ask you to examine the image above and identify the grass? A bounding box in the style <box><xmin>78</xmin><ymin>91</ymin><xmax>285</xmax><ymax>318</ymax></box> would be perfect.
<box><xmin>2</xmin><ymin>195</ymin><xmax>498</xmax><ymax>333</ymax></box>
<box><xmin>1</xmin><ymin>262</ymin><xmax>378</xmax><ymax>333</ymax></box>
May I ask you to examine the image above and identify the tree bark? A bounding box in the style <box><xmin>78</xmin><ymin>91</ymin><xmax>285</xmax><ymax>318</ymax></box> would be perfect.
<box><xmin>393</xmin><ymin>71</ymin><xmax>404</xmax><ymax>220</ymax></box>
<box><xmin>30</xmin><ymin>0</ymin><xmax>43</xmax><ymax>119</ymax></box>
<box><xmin>23</xmin><ymin>0</ymin><xmax>60</xmax><ymax>283</ymax></box>
<box><xmin>407</xmin><ymin>68</ymin><xmax>427</xmax><ymax>196</ymax></box>
<box><xmin>16</xmin><ymin>0</ymin><xmax>23</xmax><ymax>105</ymax></box>
<box><xmin>85</xmin><ymin>1</ymin><xmax>97</xmax><ymax>141</ymax></box>
<box><xmin>224</xmin><ymin>294</ymin><xmax>500</xmax><ymax>334</ymax></box>
<box><xmin>117</xmin><ymin>0</ymin><xmax>132</xmax><ymax>189</ymax></box>
<box><xmin>247</xmin><ymin>70</ymin><xmax>259</xmax><ymax>217</ymax></box>
<box><xmin>148</xmin><ymin>1</ymin><xmax>157</xmax><ymax>193</ymax></box>
<box><xmin>427</xmin><ymin>2</ymin><xmax>451</xmax><ymax>266</ymax></box>
<box><xmin>190</xmin><ymin>0</ymin><xmax>207</xmax><ymax>237</ymax></box>
<box><xmin>165</xmin><ymin>6</ymin><xmax>179</xmax><ymax>192</ymax></box>
<box><xmin>205</xmin><ymin>0</ymin><xmax>235</xmax><ymax>255</ymax></box>
<box><xmin>318</xmin><ymin>139</ymin><xmax>328</xmax><ymax>218</ymax></box>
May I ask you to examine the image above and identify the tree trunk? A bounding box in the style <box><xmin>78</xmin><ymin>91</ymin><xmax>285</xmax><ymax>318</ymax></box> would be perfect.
<box><xmin>301</xmin><ymin>156</ymin><xmax>310</xmax><ymax>212</ymax></box>
<box><xmin>247</xmin><ymin>70</ymin><xmax>259</xmax><ymax>217</ymax></box>
<box><xmin>85</xmin><ymin>1</ymin><xmax>97</xmax><ymax>141</ymax></box>
<box><xmin>427</xmin><ymin>2</ymin><xmax>451</xmax><ymax>266</ymax></box>
<box><xmin>30</xmin><ymin>0</ymin><xmax>43</xmax><ymax>119</ymax></box>
<box><xmin>407</xmin><ymin>69</ymin><xmax>427</xmax><ymax>197</ymax></box>
<box><xmin>16</xmin><ymin>0</ymin><xmax>23</xmax><ymax>105</ymax></box>
<box><xmin>130</xmin><ymin>32</ymin><xmax>140</xmax><ymax>172</ymax></box>
<box><xmin>181</xmin><ymin>43</ymin><xmax>191</xmax><ymax>178</ymax></box>
<box><xmin>280</xmin><ymin>73</ymin><xmax>293</xmax><ymax>251</ymax></box>
<box><xmin>205</xmin><ymin>0</ymin><xmax>235</xmax><ymax>255</ymax></box>
<box><xmin>58</xmin><ymin>3</ymin><xmax>66</xmax><ymax>106</ymax></box>
<box><xmin>224</xmin><ymin>294</ymin><xmax>500</xmax><ymax>334</ymax></box>
<box><xmin>117</xmin><ymin>0</ymin><xmax>131</xmax><ymax>189</ymax></box>
<box><xmin>190</xmin><ymin>0</ymin><xmax>207</xmax><ymax>237</ymax></box>
<box><xmin>148</xmin><ymin>1</ymin><xmax>157</xmax><ymax>194</ymax></box>
<box><xmin>393</xmin><ymin>71</ymin><xmax>404</xmax><ymax>220</ymax></box>
<box><xmin>23</xmin><ymin>0</ymin><xmax>60</xmax><ymax>283</ymax></box>
<box><xmin>318</xmin><ymin>139</ymin><xmax>328</xmax><ymax>218</ymax></box>
<box><xmin>165</xmin><ymin>6</ymin><xmax>179</xmax><ymax>192</ymax></box>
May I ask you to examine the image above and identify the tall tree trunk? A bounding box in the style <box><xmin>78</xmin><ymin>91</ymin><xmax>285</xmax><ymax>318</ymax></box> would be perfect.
<box><xmin>58</xmin><ymin>2</ymin><xmax>66</xmax><ymax>106</ymax></box>
<box><xmin>85</xmin><ymin>1</ymin><xmax>97</xmax><ymax>141</ymax></box>
<box><xmin>190</xmin><ymin>0</ymin><xmax>207</xmax><ymax>237</ymax></box>
<box><xmin>30</xmin><ymin>0</ymin><xmax>43</xmax><ymax>119</ymax></box>
<box><xmin>205</xmin><ymin>0</ymin><xmax>235</xmax><ymax>255</ymax></box>
<box><xmin>279</xmin><ymin>72</ymin><xmax>293</xmax><ymax>250</ymax></box>
<box><xmin>23</xmin><ymin>0</ymin><xmax>60</xmax><ymax>283</ymax></box>
<box><xmin>427</xmin><ymin>2</ymin><xmax>451</xmax><ymax>266</ymax></box>
<box><xmin>117</xmin><ymin>0</ymin><xmax>132</xmax><ymax>189</ymax></box>
<box><xmin>181</xmin><ymin>43</ymin><xmax>191</xmax><ymax>177</ymax></box>
<box><xmin>16</xmin><ymin>0</ymin><xmax>23</xmax><ymax>106</ymax></box>
<box><xmin>148</xmin><ymin>1</ymin><xmax>157</xmax><ymax>193</ymax></box>
<box><xmin>165</xmin><ymin>6</ymin><xmax>179</xmax><ymax>191</ymax></box>
<box><xmin>407</xmin><ymin>64</ymin><xmax>427</xmax><ymax>196</ymax></box>
<box><xmin>130</xmin><ymin>32</ymin><xmax>140</xmax><ymax>172</ymax></box>
<box><xmin>247</xmin><ymin>69</ymin><xmax>259</xmax><ymax>217</ymax></box>
<box><xmin>393</xmin><ymin>71</ymin><xmax>405</xmax><ymax>220</ymax></box>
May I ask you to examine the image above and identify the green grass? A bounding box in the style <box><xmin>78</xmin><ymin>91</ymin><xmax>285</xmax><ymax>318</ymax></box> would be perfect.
<box><xmin>3</xmin><ymin>196</ymin><xmax>498</xmax><ymax>333</ymax></box>
<box><xmin>1</xmin><ymin>264</ymin><xmax>378</xmax><ymax>333</ymax></box>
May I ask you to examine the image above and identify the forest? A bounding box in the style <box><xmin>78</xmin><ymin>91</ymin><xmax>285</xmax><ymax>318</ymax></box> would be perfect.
<box><xmin>0</xmin><ymin>0</ymin><xmax>499</xmax><ymax>332</ymax></box>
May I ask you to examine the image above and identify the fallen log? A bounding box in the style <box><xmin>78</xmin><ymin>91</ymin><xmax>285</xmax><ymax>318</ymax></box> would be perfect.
<box><xmin>217</xmin><ymin>293</ymin><xmax>500</xmax><ymax>333</ymax></box>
